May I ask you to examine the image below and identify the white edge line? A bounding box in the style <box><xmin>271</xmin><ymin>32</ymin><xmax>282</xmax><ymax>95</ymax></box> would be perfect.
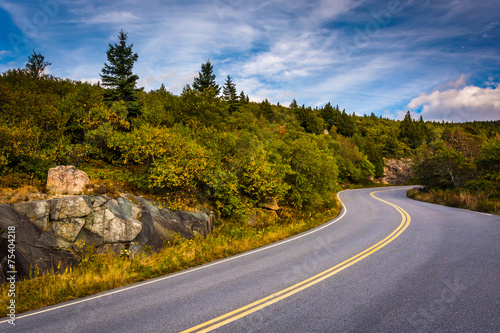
<box><xmin>1</xmin><ymin>191</ymin><xmax>353</xmax><ymax>324</ymax></box>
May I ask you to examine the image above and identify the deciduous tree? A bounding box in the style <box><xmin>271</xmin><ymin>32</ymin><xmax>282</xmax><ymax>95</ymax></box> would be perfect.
<box><xmin>26</xmin><ymin>49</ymin><xmax>51</xmax><ymax>79</ymax></box>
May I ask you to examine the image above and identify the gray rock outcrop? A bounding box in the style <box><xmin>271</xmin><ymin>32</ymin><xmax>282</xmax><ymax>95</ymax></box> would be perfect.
<box><xmin>0</xmin><ymin>195</ymin><xmax>215</xmax><ymax>283</ymax></box>
<box><xmin>382</xmin><ymin>158</ymin><xmax>414</xmax><ymax>184</ymax></box>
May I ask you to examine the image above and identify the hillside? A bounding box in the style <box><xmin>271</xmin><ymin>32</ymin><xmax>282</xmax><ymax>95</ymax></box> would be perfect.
<box><xmin>1</xmin><ymin>59</ymin><xmax>499</xmax><ymax>217</ymax></box>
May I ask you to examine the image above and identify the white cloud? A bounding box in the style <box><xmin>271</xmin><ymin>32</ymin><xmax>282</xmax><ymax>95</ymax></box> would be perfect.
<box><xmin>78</xmin><ymin>11</ymin><xmax>140</xmax><ymax>24</ymax></box>
<box><xmin>407</xmin><ymin>81</ymin><xmax>500</xmax><ymax>122</ymax></box>
<box><xmin>240</xmin><ymin>32</ymin><xmax>337</xmax><ymax>79</ymax></box>
<box><xmin>0</xmin><ymin>50</ymin><xmax>10</xmax><ymax>60</ymax></box>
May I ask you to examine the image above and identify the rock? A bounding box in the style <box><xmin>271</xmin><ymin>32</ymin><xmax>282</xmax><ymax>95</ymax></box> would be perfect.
<box><xmin>46</xmin><ymin>165</ymin><xmax>91</xmax><ymax>195</ymax></box>
<box><xmin>133</xmin><ymin>196</ymin><xmax>215</xmax><ymax>241</ymax></box>
<box><xmin>51</xmin><ymin>196</ymin><xmax>93</xmax><ymax>220</ymax></box>
<box><xmin>258</xmin><ymin>197</ymin><xmax>280</xmax><ymax>211</ymax></box>
<box><xmin>0</xmin><ymin>194</ymin><xmax>215</xmax><ymax>283</ymax></box>
<box><xmin>102</xmin><ymin>209</ymin><xmax>142</xmax><ymax>243</ymax></box>
<box><xmin>247</xmin><ymin>208</ymin><xmax>278</xmax><ymax>227</ymax></box>
<box><xmin>0</xmin><ymin>204</ymin><xmax>78</xmax><ymax>281</ymax></box>
<box><xmin>382</xmin><ymin>158</ymin><xmax>414</xmax><ymax>185</ymax></box>
<box><xmin>51</xmin><ymin>217</ymin><xmax>86</xmax><ymax>242</ymax></box>
<box><xmin>13</xmin><ymin>200</ymin><xmax>52</xmax><ymax>229</ymax></box>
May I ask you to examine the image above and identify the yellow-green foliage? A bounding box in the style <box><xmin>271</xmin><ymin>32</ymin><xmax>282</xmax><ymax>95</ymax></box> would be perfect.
<box><xmin>1</xmin><ymin>61</ymin><xmax>498</xmax><ymax>217</ymax></box>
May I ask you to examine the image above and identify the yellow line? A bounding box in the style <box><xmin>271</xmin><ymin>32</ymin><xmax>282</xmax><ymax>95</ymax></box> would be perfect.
<box><xmin>180</xmin><ymin>189</ymin><xmax>411</xmax><ymax>333</ymax></box>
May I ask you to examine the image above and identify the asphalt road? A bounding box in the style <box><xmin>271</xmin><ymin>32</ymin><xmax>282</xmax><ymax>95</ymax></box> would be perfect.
<box><xmin>1</xmin><ymin>187</ymin><xmax>499</xmax><ymax>332</ymax></box>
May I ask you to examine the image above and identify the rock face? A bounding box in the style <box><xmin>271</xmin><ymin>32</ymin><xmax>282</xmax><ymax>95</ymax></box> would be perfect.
<box><xmin>0</xmin><ymin>195</ymin><xmax>215</xmax><ymax>283</ymax></box>
<box><xmin>382</xmin><ymin>158</ymin><xmax>414</xmax><ymax>184</ymax></box>
<box><xmin>46</xmin><ymin>165</ymin><xmax>91</xmax><ymax>195</ymax></box>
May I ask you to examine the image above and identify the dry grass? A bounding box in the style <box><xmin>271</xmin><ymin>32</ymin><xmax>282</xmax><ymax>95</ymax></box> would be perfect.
<box><xmin>407</xmin><ymin>188</ymin><xmax>499</xmax><ymax>215</ymax></box>
<box><xmin>0</xmin><ymin>186</ymin><xmax>49</xmax><ymax>204</ymax></box>
<box><xmin>0</xmin><ymin>205</ymin><xmax>340</xmax><ymax>316</ymax></box>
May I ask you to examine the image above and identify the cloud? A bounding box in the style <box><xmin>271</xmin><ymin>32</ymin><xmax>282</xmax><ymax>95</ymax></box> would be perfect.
<box><xmin>0</xmin><ymin>50</ymin><xmax>10</xmax><ymax>60</ymax></box>
<box><xmin>76</xmin><ymin>11</ymin><xmax>140</xmax><ymax>24</ymax></box>
<box><xmin>407</xmin><ymin>81</ymin><xmax>500</xmax><ymax>122</ymax></box>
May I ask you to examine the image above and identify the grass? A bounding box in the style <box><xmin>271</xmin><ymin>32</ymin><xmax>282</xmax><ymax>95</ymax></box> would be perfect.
<box><xmin>407</xmin><ymin>188</ymin><xmax>499</xmax><ymax>215</ymax></box>
<box><xmin>0</xmin><ymin>205</ymin><xmax>340</xmax><ymax>317</ymax></box>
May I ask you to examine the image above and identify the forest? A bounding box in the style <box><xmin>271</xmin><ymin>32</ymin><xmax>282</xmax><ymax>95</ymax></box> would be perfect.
<box><xmin>0</xmin><ymin>31</ymin><xmax>499</xmax><ymax>217</ymax></box>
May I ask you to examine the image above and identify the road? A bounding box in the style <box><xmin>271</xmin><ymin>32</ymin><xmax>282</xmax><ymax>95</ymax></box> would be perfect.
<box><xmin>1</xmin><ymin>187</ymin><xmax>499</xmax><ymax>332</ymax></box>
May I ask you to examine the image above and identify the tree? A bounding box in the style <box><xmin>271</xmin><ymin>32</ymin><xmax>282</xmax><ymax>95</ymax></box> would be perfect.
<box><xmin>26</xmin><ymin>49</ymin><xmax>51</xmax><ymax>79</ymax></box>
<box><xmin>100</xmin><ymin>29</ymin><xmax>141</xmax><ymax>118</ymax></box>
<box><xmin>223</xmin><ymin>75</ymin><xmax>238</xmax><ymax>113</ymax></box>
<box><xmin>414</xmin><ymin>140</ymin><xmax>475</xmax><ymax>189</ymax></box>
<box><xmin>260</xmin><ymin>98</ymin><xmax>274</xmax><ymax>122</ymax></box>
<box><xmin>239</xmin><ymin>91</ymin><xmax>248</xmax><ymax>104</ymax></box>
<box><xmin>222</xmin><ymin>75</ymin><xmax>237</xmax><ymax>102</ymax></box>
<box><xmin>398</xmin><ymin>111</ymin><xmax>426</xmax><ymax>149</ymax></box>
<box><xmin>192</xmin><ymin>60</ymin><xmax>220</xmax><ymax>95</ymax></box>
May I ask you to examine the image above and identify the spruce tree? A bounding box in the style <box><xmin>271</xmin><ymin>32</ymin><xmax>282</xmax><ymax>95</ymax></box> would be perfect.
<box><xmin>239</xmin><ymin>91</ymin><xmax>247</xmax><ymax>104</ymax></box>
<box><xmin>192</xmin><ymin>60</ymin><xmax>220</xmax><ymax>95</ymax></box>
<box><xmin>100</xmin><ymin>29</ymin><xmax>141</xmax><ymax>118</ymax></box>
<box><xmin>223</xmin><ymin>75</ymin><xmax>239</xmax><ymax>113</ymax></box>
<box><xmin>222</xmin><ymin>75</ymin><xmax>237</xmax><ymax>102</ymax></box>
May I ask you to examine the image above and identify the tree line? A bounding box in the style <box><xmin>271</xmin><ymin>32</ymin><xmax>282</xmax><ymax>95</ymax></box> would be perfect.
<box><xmin>0</xmin><ymin>29</ymin><xmax>498</xmax><ymax>217</ymax></box>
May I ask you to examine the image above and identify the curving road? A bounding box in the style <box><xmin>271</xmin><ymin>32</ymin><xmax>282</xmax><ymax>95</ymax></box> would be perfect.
<box><xmin>1</xmin><ymin>187</ymin><xmax>499</xmax><ymax>332</ymax></box>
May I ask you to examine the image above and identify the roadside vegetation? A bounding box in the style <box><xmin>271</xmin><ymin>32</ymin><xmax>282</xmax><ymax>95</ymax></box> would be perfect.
<box><xmin>0</xmin><ymin>30</ymin><xmax>498</xmax><ymax>315</ymax></box>
<box><xmin>409</xmin><ymin>123</ymin><xmax>499</xmax><ymax>214</ymax></box>
<box><xmin>1</xmin><ymin>208</ymin><xmax>337</xmax><ymax>316</ymax></box>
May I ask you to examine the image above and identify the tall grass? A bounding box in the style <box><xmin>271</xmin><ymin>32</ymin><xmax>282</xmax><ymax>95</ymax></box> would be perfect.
<box><xmin>407</xmin><ymin>188</ymin><xmax>499</xmax><ymax>215</ymax></box>
<box><xmin>0</xmin><ymin>207</ymin><xmax>339</xmax><ymax>317</ymax></box>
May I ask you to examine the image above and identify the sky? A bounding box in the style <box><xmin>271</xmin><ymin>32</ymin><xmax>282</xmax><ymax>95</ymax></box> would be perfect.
<box><xmin>0</xmin><ymin>0</ymin><xmax>499</xmax><ymax>122</ymax></box>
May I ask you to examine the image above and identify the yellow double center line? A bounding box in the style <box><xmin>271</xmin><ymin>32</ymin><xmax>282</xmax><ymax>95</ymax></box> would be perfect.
<box><xmin>181</xmin><ymin>189</ymin><xmax>411</xmax><ymax>333</ymax></box>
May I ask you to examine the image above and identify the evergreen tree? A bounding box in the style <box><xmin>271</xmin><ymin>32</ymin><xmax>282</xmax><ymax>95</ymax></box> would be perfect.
<box><xmin>339</xmin><ymin>109</ymin><xmax>356</xmax><ymax>137</ymax></box>
<box><xmin>100</xmin><ymin>29</ymin><xmax>141</xmax><ymax>118</ymax></box>
<box><xmin>398</xmin><ymin>111</ymin><xmax>426</xmax><ymax>149</ymax></box>
<box><xmin>290</xmin><ymin>98</ymin><xmax>298</xmax><ymax>109</ymax></box>
<box><xmin>192</xmin><ymin>60</ymin><xmax>220</xmax><ymax>95</ymax></box>
<box><xmin>223</xmin><ymin>75</ymin><xmax>238</xmax><ymax>114</ymax></box>
<box><xmin>26</xmin><ymin>49</ymin><xmax>51</xmax><ymax>79</ymax></box>
<box><xmin>239</xmin><ymin>90</ymin><xmax>247</xmax><ymax>104</ymax></box>
<box><xmin>260</xmin><ymin>98</ymin><xmax>274</xmax><ymax>122</ymax></box>
<box><xmin>320</xmin><ymin>102</ymin><xmax>340</xmax><ymax>130</ymax></box>
<box><xmin>222</xmin><ymin>75</ymin><xmax>237</xmax><ymax>102</ymax></box>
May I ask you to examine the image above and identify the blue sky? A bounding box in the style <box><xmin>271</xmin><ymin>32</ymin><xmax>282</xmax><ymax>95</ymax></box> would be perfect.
<box><xmin>1</xmin><ymin>0</ymin><xmax>499</xmax><ymax>122</ymax></box>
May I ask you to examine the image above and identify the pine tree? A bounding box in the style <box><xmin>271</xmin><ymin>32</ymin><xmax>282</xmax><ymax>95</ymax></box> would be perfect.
<box><xmin>192</xmin><ymin>60</ymin><xmax>220</xmax><ymax>95</ymax></box>
<box><xmin>26</xmin><ymin>49</ymin><xmax>51</xmax><ymax>79</ymax></box>
<box><xmin>100</xmin><ymin>29</ymin><xmax>141</xmax><ymax>118</ymax></box>
<box><xmin>222</xmin><ymin>75</ymin><xmax>237</xmax><ymax>102</ymax></box>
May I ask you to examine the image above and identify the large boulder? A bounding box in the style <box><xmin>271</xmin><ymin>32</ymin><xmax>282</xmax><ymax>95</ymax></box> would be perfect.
<box><xmin>46</xmin><ymin>165</ymin><xmax>91</xmax><ymax>195</ymax></box>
